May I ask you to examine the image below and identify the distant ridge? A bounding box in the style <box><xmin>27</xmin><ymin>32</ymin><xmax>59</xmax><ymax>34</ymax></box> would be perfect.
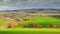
<box><xmin>0</xmin><ymin>8</ymin><xmax>60</xmax><ymax>12</ymax></box>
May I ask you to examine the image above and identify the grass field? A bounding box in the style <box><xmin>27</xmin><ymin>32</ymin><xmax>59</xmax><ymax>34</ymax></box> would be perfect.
<box><xmin>0</xmin><ymin>17</ymin><xmax>60</xmax><ymax>34</ymax></box>
<box><xmin>21</xmin><ymin>17</ymin><xmax>60</xmax><ymax>24</ymax></box>
<box><xmin>20</xmin><ymin>17</ymin><xmax>60</xmax><ymax>27</ymax></box>
<box><xmin>0</xmin><ymin>19</ymin><xmax>8</xmax><ymax>24</ymax></box>
<box><xmin>0</xmin><ymin>28</ymin><xmax>60</xmax><ymax>34</ymax></box>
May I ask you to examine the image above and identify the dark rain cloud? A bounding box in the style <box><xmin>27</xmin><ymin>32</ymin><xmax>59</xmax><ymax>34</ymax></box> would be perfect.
<box><xmin>0</xmin><ymin>0</ymin><xmax>60</xmax><ymax>10</ymax></box>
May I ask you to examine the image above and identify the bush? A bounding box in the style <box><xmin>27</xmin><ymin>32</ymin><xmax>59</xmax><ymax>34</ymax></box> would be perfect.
<box><xmin>50</xmin><ymin>23</ymin><xmax>56</xmax><ymax>28</ymax></box>
<box><xmin>15</xmin><ymin>18</ymin><xmax>20</xmax><ymax>22</ymax></box>
<box><xmin>7</xmin><ymin>23</ymin><xmax>12</xmax><ymax>28</ymax></box>
<box><xmin>22</xmin><ymin>22</ymin><xmax>42</xmax><ymax>28</ymax></box>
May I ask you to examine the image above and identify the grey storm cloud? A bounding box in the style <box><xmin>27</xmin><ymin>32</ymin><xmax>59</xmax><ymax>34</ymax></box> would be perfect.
<box><xmin>0</xmin><ymin>0</ymin><xmax>60</xmax><ymax>10</ymax></box>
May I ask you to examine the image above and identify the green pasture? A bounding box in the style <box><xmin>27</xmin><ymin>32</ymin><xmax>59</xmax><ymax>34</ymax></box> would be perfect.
<box><xmin>20</xmin><ymin>17</ymin><xmax>60</xmax><ymax>27</ymax></box>
<box><xmin>0</xmin><ymin>28</ymin><xmax>60</xmax><ymax>34</ymax></box>
<box><xmin>0</xmin><ymin>20</ymin><xmax>8</xmax><ymax>24</ymax></box>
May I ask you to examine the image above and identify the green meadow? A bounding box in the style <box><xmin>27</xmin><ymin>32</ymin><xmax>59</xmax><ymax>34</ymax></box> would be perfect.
<box><xmin>0</xmin><ymin>19</ymin><xmax>8</xmax><ymax>24</ymax></box>
<box><xmin>0</xmin><ymin>17</ymin><xmax>60</xmax><ymax>34</ymax></box>
<box><xmin>20</xmin><ymin>17</ymin><xmax>60</xmax><ymax>27</ymax></box>
<box><xmin>0</xmin><ymin>28</ymin><xmax>60</xmax><ymax>34</ymax></box>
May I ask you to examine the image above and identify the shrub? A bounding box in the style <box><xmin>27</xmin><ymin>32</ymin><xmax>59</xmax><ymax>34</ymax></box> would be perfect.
<box><xmin>50</xmin><ymin>23</ymin><xmax>56</xmax><ymax>28</ymax></box>
<box><xmin>15</xmin><ymin>18</ymin><xmax>20</xmax><ymax>22</ymax></box>
<box><xmin>45</xmin><ymin>26</ymin><xmax>49</xmax><ymax>28</ymax></box>
<box><xmin>7</xmin><ymin>23</ymin><xmax>12</xmax><ymax>28</ymax></box>
<box><xmin>22</xmin><ymin>22</ymin><xmax>42</xmax><ymax>28</ymax></box>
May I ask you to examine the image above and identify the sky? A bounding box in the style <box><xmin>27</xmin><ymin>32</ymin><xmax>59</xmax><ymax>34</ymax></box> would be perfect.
<box><xmin>0</xmin><ymin>0</ymin><xmax>60</xmax><ymax>10</ymax></box>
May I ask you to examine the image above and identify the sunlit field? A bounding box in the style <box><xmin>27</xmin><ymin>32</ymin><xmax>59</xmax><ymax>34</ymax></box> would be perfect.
<box><xmin>20</xmin><ymin>17</ymin><xmax>60</xmax><ymax>27</ymax></box>
<box><xmin>0</xmin><ymin>11</ymin><xmax>60</xmax><ymax>34</ymax></box>
<box><xmin>0</xmin><ymin>19</ymin><xmax>8</xmax><ymax>24</ymax></box>
<box><xmin>0</xmin><ymin>28</ymin><xmax>60</xmax><ymax>34</ymax></box>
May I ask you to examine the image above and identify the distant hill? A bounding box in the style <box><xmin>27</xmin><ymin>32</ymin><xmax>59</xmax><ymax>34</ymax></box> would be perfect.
<box><xmin>0</xmin><ymin>9</ymin><xmax>60</xmax><ymax>13</ymax></box>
